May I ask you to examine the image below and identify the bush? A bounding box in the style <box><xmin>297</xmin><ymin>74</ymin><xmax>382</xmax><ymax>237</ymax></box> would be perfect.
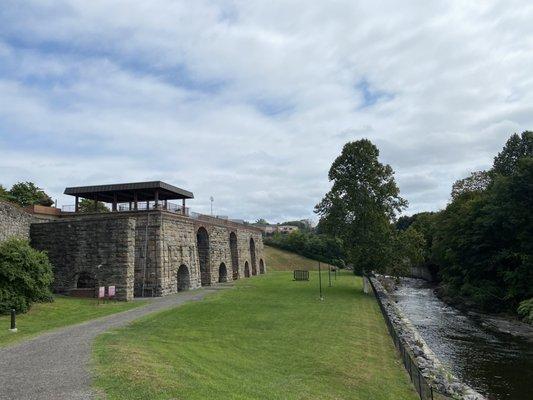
<box><xmin>518</xmin><ymin>298</ymin><xmax>533</xmax><ymax>324</ymax></box>
<box><xmin>0</xmin><ymin>238</ymin><xmax>54</xmax><ymax>314</ymax></box>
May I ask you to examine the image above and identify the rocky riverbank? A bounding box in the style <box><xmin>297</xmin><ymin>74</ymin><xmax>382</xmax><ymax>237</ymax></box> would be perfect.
<box><xmin>370</xmin><ymin>275</ymin><xmax>486</xmax><ymax>400</ymax></box>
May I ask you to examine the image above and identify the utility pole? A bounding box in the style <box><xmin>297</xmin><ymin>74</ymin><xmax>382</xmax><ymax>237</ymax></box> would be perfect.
<box><xmin>318</xmin><ymin>262</ymin><xmax>324</xmax><ymax>300</ymax></box>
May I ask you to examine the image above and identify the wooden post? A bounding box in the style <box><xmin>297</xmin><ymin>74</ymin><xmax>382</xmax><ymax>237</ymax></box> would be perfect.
<box><xmin>112</xmin><ymin>193</ymin><xmax>117</xmax><ymax>212</ymax></box>
<box><xmin>164</xmin><ymin>199</ymin><xmax>167</xmax><ymax>210</ymax></box>
<box><xmin>75</xmin><ymin>196</ymin><xmax>79</xmax><ymax>213</ymax></box>
<box><xmin>154</xmin><ymin>189</ymin><xmax>159</xmax><ymax>208</ymax></box>
<box><xmin>133</xmin><ymin>192</ymin><xmax>138</xmax><ymax>211</ymax></box>
<box><xmin>182</xmin><ymin>199</ymin><xmax>186</xmax><ymax>215</ymax></box>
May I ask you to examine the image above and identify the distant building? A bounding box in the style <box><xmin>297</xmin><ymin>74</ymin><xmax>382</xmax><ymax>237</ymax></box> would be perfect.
<box><xmin>256</xmin><ymin>224</ymin><xmax>299</xmax><ymax>236</ymax></box>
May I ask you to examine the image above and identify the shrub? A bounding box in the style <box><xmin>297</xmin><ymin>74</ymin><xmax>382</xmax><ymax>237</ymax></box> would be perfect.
<box><xmin>518</xmin><ymin>298</ymin><xmax>533</xmax><ymax>324</ymax></box>
<box><xmin>0</xmin><ymin>238</ymin><xmax>54</xmax><ymax>314</ymax></box>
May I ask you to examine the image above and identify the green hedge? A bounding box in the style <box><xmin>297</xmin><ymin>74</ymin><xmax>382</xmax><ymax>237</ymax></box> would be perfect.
<box><xmin>0</xmin><ymin>238</ymin><xmax>54</xmax><ymax>314</ymax></box>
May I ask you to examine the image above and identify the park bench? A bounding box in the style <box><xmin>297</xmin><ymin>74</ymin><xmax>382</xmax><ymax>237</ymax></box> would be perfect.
<box><xmin>293</xmin><ymin>270</ymin><xmax>309</xmax><ymax>281</ymax></box>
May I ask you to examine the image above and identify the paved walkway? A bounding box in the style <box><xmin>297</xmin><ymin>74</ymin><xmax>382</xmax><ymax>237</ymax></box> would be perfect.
<box><xmin>0</xmin><ymin>287</ymin><xmax>227</xmax><ymax>400</ymax></box>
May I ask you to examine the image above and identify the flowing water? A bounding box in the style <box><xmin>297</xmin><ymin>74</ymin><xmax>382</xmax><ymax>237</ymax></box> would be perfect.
<box><xmin>394</xmin><ymin>278</ymin><xmax>533</xmax><ymax>400</ymax></box>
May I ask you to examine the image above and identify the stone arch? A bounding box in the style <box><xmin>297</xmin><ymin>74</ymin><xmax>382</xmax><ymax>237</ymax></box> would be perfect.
<box><xmin>229</xmin><ymin>232</ymin><xmax>239</xmax><ymax>280</ymax></box>
<box><xmin>219</xmin><ymin>262</ymin><xmax>228</xmax><ymax>283</ymax></box>
<box><xmin>76</xmin><ymin>271</ymin><xmax>96</xmax><ymax>289</ymax></box>
<box><xmin>177</xmin><ymin>264</ymin><xmax>190</xmax><ymax>292</ymax></box>
<box><xmin>196</xmin><ymin>227</ymin><xmax>210</xmax><ymax>286</ymax></box>
<box><xmin>250</xmin><ymin>238</ymin><xmax>257</xmax><ymax>275</ymax></box>
<box><xmin>259</xmin><ymin>259</ymin><xmax>265</xmax><ymax>274</ymax></box>
<box><xmin>244</xmin><ymin>261</ymin><xmax>250</xmax><ymax>278</ymax></box>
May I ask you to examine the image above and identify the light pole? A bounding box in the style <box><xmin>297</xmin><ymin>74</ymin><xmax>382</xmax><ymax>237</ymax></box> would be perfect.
<box><xmin>210</xmin><ymin>196</ymin><xmax>214</xmax><ymax>216</ymax></box>
<box><xmin>318</xmin><ymin>262</ymin><xmax>324</xmax><ymax>300</ymax></box>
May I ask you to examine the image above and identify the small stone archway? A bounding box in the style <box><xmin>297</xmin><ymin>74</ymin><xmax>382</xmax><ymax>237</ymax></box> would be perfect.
<box><xmin>219</xmin><ymin>263</ymin><xmax>228</xmax><ymax>283</ymax></box>
<box><xmin>244</xmin><ymin>261</ymin><xmax>250</xmax><ymax>278</ymax></box>
<box><xmin>196</xmin><ymin>227</ymin><xmax>210</xmax><ymax>286</ymax></box>
<box><xmin>250</xmin><ymin>238</ymin><xmax>257</xmax><ymax>275</ymax></box>
<box><xmin>259</xmin><ymin>259</ymin><xmax>265</xmax><ymax>274</ymax></box>
<box><xmin>177</xmin><ymin>264</ymin><xmax>190</xmax><ymax>292</ymax></box>
<box><xmin>229</xmin><ymin>232</ymin><xmax>239</xmax><ymax>280</ymax></box>
<box><xmin>76</xmin><ymin>271</ymin><xmax>96</xmax><ymax>289</ymax></box>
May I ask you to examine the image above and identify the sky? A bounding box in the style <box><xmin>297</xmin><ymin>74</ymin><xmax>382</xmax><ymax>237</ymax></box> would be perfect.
<box><xmin>1</xmin><ymin>1</ymin><xmax>533</xmax><ymax>223</ymax></box>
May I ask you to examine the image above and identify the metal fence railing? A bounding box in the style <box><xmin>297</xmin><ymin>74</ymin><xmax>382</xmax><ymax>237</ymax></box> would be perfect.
<box><xmin>366</xmin><ymin>275</ymin><xmax>445</xmax><ymax>400</ymax></box>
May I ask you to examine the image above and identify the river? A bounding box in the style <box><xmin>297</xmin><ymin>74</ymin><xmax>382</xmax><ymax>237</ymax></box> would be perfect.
<box><xmin>394</xmin><ymin>278</ymin><xmax>533</xmax><ymax>400</ymax></box>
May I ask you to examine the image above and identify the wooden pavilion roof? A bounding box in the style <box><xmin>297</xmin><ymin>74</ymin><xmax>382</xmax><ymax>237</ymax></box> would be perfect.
<box><xmin>64</xmin><ymin>181</ymin><xmax>194</xmax><ymax>203</ymax></box>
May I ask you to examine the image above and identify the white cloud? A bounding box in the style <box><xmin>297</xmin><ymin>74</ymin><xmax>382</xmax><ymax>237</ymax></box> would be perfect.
<box><xmin>1</xmin><ymin>0</ymin><xmax>533</xmax><ymax>222</ymax></box>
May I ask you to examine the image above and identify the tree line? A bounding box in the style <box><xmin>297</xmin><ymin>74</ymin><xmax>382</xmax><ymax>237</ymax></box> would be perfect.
<box><xmin>312</xmin><ymin>131</ymin><xmax>532</xmax><ymax>322</ymax></box>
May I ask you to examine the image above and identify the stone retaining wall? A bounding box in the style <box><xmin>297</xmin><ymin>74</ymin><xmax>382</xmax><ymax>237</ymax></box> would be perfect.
<box><xmin>370</xmin><ymin>276</ymin><xmax>486</xmax><ymax>400</ymax></box>
<box><xmin>30</xmin><ymin>210</ymin><xmax>266</xmax><ymax>300</ymax></box>
<box><xmin>0</xmin><ymin>201</ymin><xmax>36</xmax><ymax>243</ymax></box>
<box><xmin>31</xmin><ymin>215</ymin><xmax>136</xmax><ymax>300</ymax></box>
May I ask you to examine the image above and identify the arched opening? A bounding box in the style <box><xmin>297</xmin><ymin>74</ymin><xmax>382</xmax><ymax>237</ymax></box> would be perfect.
<box><xmin>77</xmin><ymin>272</ymin><xmax>96</xmax><ymax>289</ymax></box>
<box><xmin>250</xmin><ymin>238</ymin><xmax>257</xmax><ymax>276</ymax></box>
<box><xmin>244</xmin><ymin>261</ymin><xmax>250</xmax><ymax>278</ymax></box>
<box><xmin>259</xmin><ymin>259</ymin><xmax>265</xmax><ymax>274</ymax></box>
<box><xmin>219</xmin><ymin>263</ymin><xmax>228</xmax><ymax>283</ymax></box>
<box><xmin>177</xmin><ymin>264</ymin><xmax>190</xmax><ymax>292</ymax></box>
<box><xmin>229</xmin><ymin>232</ymin><xmax>239</xmax><ymax>280</ymax></box>
<box><xmin>196</xmin><ymin>227</ymin><xmax>210</xmax><ymax>286</ymax></box>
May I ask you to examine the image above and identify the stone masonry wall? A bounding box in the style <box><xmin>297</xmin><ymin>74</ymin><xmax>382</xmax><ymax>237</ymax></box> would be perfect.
<box><xmin>29</xmin><ymin>210</ymin><xmax>266</xmax><ymax>300</ymax></box>
<box><xmin>31</xmin><ymin>215</ymin><xmax>136</xmax><ymax>300</ymax></box>
<box><xmin>0</xmin><ymin>200</ymin><xmax>36</xmax><ymax>243</ymax></box>
<box><xmin>159</xmin><ymin>214</ymin><xmax>201</xmax><ymax>295</ymax></box>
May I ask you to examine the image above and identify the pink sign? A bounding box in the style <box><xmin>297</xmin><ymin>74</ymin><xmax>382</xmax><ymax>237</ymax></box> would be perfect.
<box><xmin>98</xmin><ymin>286</ymin><xmax>105</xmax><ymax>299</ymax></box>
<box><xmin>108</xmin><ymin>286</ymin><xmax>116</xmax><ymax>298</ymax></box>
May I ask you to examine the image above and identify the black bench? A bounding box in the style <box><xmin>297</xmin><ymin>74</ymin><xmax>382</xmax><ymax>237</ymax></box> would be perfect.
<box><xmin>293</xmin><ymin>270</ymin><xmax>309</xmax><ymax>281</ymax></box>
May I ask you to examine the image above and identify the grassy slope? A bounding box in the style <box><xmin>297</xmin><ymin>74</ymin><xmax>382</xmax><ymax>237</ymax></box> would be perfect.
<box><xmin>0</xmin><ymin>296</ymin><xmax>145</xmax><ymax>347</ymax></box>
<box><xmin>264</xmin><ymin>245</ymin><xmax>333</xmax><ymax>271</ymax></box>
<box><xmin>94</xmin><ymin>271</ymin><xmax>417</xmax><ymax>400</ymax></box>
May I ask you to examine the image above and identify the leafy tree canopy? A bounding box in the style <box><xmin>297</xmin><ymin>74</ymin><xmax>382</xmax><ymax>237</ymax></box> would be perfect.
<box><xmin>4</xmin><ymin>181</ymin><xmax>53</xmax><ymax>207</ymax></box>
<box><xmin>78</xmin><ymin>198</ymin><xmax>109</xmax><ymax>213</ymax></box>
<box><xmin>492</xmin><ymin>131</ymin><xmax>533</xmax><ymax>176</ymax></box>
<box><xmin>451</xmin><ymin>170</ymin><xmax>491</xmax><ymax>200</ymax></box>
<box><xmin>0</xmin><ymin>185</ymin><xmax>9</xmax><ymax>201</ymax></box>
<box><xmin>315</xmin><ymin>139</ymin><xmax>407</xmax><ymax>272</ymax></box>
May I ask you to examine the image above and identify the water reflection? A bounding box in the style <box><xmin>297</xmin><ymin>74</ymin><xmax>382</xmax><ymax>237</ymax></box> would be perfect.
<box><xmin>394</xmin><ymin>278</ymin><xmax>533</xmax><ymax>400</ymax></box>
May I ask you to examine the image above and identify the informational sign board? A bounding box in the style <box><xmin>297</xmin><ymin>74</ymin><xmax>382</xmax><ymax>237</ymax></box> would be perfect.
<box><xmin>98</xmin><ymin>286</ymin><xmax>105</xmax><ymax>299</ymax></box>
<box><xmin>108</xmin><ymin>286</ymin><xmax>116</xmax><ymax>298</ymax></box>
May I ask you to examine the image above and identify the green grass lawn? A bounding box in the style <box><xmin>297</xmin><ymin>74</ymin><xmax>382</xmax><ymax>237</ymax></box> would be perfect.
<box><xmin>264</xmin><ymin>245</ymin><xmax>333</xmax><ymax>271</ymax></box>
<box><xmin>93</xmin><ymin>271</ymin><xmax>417</xmax><ymax>400</ymax></box>
<box><xmin>0</xmin><ymin>296</ymin><xmax>146</xmax><ymax>347</ymax></box>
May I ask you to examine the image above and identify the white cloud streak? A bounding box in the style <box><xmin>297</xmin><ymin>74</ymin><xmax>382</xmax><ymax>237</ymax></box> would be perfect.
<box><xmin>1</xmin><ymin>1</ymin><xmax>532</xmax><ymax>221</ymax></box>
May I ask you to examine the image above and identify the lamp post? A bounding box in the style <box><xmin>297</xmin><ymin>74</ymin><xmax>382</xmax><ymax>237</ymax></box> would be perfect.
<box><xmin>318</xmin><ymin>262</ymin><xmax>324</xmax><ymax>300</ymax></box>
<box><xmin>210</xmin><ymin>196</ymin><xmax>214</xmax><ymax>216</ymax></box>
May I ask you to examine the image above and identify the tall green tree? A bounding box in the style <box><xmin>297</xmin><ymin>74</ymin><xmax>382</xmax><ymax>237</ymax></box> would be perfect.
<box><xmin>451</xmin><ymin>170</ymin><xmax>491</xmax><ymax>200</ymax></box>
<box><xmin>386</xmin><ymin>227</ymin><xmax>425</xmax><ymax>279</ymax></box>
<box><xmin>8</xmin><ymin>182</ymin><xmax>53</xmax><ymax>207</ymax></box>
<box><xmin>433</xmin><ymin>158</ymin><xmax>533</xmax><ymax>311</ymax></box>
<box><xmin>492</xmin><ymin>131</ymin><xmax>533</xmax><ymax>176</ymax></box>
<box><xmin>315</xmin><ymin>139</ymin><xmax>407</xmax><ymax>273</ymax></box>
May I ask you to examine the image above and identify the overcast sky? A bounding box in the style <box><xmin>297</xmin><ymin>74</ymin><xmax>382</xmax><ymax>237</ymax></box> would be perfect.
<box><xmin>1</xmin><ymin>1</ymin><xmax>532</xmax><ymax>222</ymax></box>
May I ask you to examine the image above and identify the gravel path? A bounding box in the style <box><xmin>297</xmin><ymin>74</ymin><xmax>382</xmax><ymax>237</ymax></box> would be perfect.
<box><xmin>0</xmin><ymin>287</ymin><xmax>226</xmax><ymax>400</ymax></box>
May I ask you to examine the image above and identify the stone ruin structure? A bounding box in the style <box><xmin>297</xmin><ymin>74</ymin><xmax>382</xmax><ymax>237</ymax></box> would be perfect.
<box><xmin>2</xmin><ymin>181</ymin><xmax>265</xmax><ymax>300</ymax></box>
